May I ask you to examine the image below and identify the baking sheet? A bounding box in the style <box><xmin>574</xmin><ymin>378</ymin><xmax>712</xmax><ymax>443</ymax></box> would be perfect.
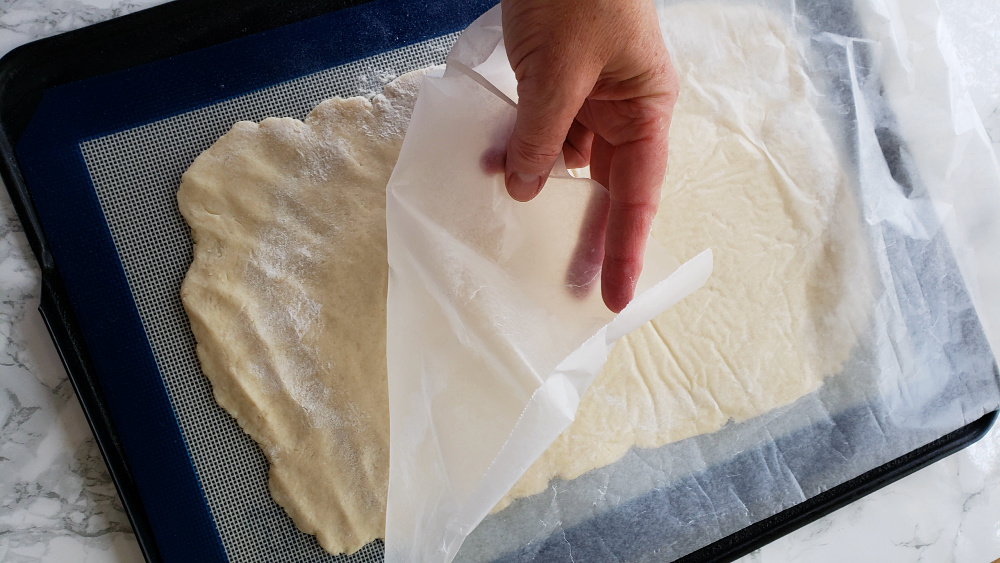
<box><xmin>7</xmin><ymin>0</ymin><xmax>997</xmax><ymax>560</ymax></box>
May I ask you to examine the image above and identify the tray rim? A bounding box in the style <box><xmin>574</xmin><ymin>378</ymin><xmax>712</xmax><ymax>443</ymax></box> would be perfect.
<box><xmin>677</xmin><ymin>409</ymin><xmax>997</xmax><ymax>563</ymax></box>
<box><xmin>0</xmin><ymin>1</ymin><xmax>996</xmax><ymax>562</ymax></box>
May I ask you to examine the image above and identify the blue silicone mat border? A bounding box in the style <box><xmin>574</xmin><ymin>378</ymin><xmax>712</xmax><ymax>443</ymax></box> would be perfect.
<box><xmin>12</xmin><ymin>0</ymin><xmax>494</xmax><ymax>560</ymax></box>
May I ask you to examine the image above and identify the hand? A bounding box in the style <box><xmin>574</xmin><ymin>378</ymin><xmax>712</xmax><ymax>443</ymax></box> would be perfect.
<box><xmin>500</xmin><ymin>0</ymin><xmax>678</xmax><ymax>313</ymax></box>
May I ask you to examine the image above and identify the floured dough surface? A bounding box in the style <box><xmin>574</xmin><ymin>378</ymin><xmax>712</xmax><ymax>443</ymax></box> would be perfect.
<box><xmin>178</xmin><ymin>71</ymin><xmax>425</xmax><ymax>555</ymax></box>
<box><xmin>178</xmin><ymin>3</ymin><xmax>868</xmax><ymax>555</ymax></box>
<box><xmin>497</xmin><ymin>4</ymin><xmax>869</xmax><ymax>509</ymax></box>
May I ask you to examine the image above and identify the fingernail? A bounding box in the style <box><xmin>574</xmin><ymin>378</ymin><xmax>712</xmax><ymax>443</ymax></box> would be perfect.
<box><xmin>507</xmin><ymin>172</ymin><xmax>543</xmax><ymax>201</ymax></box>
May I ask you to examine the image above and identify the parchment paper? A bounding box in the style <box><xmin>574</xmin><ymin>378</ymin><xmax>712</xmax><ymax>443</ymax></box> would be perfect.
<box><xmin>383</xmin><ymin>7</ymin><xmax>713</xmax><ymax>561</ymax></box>
<box><xmin>388</xmin><ymin>0</ymin><xmax>1000</xmax><ymax>561</ymax></box>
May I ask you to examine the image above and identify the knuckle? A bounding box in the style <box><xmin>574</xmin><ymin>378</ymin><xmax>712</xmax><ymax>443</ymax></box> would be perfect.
<box><xmin>510</xmin><ymin>135</ymin><xmax>563</xmax><ymax>166</ymax></box>
<box><xmin>615</xmin><ymin>198</ymin><xmax>660</xmax><ymax>225</ymax></box>
<box><xmin>603</xmin><ymin>253</ymin><xmax>643</xmax><ymax>281</ymax></box>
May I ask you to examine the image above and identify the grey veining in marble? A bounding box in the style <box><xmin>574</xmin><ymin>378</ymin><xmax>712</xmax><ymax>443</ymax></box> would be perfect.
<box><xmin>1</xmin><ymin>3</ymin><xmax>166</xmax><ymax>561</ymax></box>
<box><xmin>0</xmin><ymin>182</ymin><xmax>144</xmax><ymax>560</ymax></box>
<box><xmin>0</xmin><ymin>197</ymin><xmax>144</xmax><ymax>560</ymax></box>
<box><xmin>0</xmin><ymin>0</ymin><xmax>160</xmax><ymax>56</ymax></box>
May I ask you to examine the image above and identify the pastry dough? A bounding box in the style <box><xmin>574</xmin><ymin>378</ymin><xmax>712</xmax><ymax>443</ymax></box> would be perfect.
<box><xmin>178</xmin><ymin>4</ymin><xmax>868</xmax><ymax>555</ymax></box>
<box><xmin>498</xmin><ymin>4</ymin><xmax>869</xmax><ymax>509</ymax></box>
<box><xmin>179</xmin><ymin>72</ymin><xmax>425</xmax><ymax>554</ymax></box>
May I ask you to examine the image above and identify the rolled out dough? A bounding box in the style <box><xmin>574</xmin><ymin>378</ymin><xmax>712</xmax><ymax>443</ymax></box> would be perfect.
<box><xmin>497</xmin><ymin>4</ymin><xmax>870</xmax><ymax>509</ymax></box>
<box><xmin>179</xmin><ymin>73</ymin><xmax>424</xmax><ymax>555</ymax></box>
<box><xmin>178</xmin><ymin>4</ymin><xmax>869</xmax><ymax>556</ymax></box>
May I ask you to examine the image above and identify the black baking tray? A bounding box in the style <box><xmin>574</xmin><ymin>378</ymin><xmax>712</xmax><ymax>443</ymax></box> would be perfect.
<box><xmin>0</xmin><ymin>0</ymin><xmax>996</xmax><ymax>562</ymax></box>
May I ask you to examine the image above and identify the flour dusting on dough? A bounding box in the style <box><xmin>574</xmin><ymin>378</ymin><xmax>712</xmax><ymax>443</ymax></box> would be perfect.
<box><xmin>179</xmin><ymin>6</ymin><xmax>870</xmax><ymax>556</ymax></box>
<box><xmin>179</xmin><ymin>69</ymin><xmax>429</xmax><ymax>555</ymax></box>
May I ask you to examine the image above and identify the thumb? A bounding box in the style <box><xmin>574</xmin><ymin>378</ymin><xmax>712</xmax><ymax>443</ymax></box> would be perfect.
<box><xmin>505</xmin><ymin>70</ymin><xmax>593</xmax><ymax>201</ymax></box>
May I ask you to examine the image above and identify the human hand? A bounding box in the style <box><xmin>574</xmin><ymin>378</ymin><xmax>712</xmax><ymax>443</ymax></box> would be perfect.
<box><xmin>500</xmin><ymin>0</ymin><xmax>677</xmax><ymax>313</ymax></box>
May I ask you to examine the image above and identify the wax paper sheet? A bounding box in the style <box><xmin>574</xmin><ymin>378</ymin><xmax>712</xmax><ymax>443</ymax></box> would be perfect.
<box><xmin>388</xmin><ymin>0</ymin><xmax>1000</xmax><ymax>561</ymax></box>
<box><xmin>383</xmin><ymin>7</ymin><xmax>713</xmax><ymax>561</ymax></box>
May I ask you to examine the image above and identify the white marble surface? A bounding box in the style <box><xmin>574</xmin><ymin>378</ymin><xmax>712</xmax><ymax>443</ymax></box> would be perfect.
<box><xmin>0</xmin><ymin>0</ymin><xmax>998</xmax><ymax>562</ymax></box>
<box><xmin>0</xmin><ymin>3</ymin><xmax>168</xmax><ymax>561</ymax></box>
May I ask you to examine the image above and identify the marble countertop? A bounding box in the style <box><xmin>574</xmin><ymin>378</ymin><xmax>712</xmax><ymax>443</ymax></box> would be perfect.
<box><xmin>1</xmin><ymin>0</ymin><xmax>999</xmax><ymax>561</ymax></box>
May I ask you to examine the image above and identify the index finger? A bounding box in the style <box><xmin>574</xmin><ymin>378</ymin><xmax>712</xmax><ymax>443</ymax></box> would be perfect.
<box><xmin>601</xmin><ymin>133</ymin><xmax>669</xmax><ymax>313</ymax></box>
